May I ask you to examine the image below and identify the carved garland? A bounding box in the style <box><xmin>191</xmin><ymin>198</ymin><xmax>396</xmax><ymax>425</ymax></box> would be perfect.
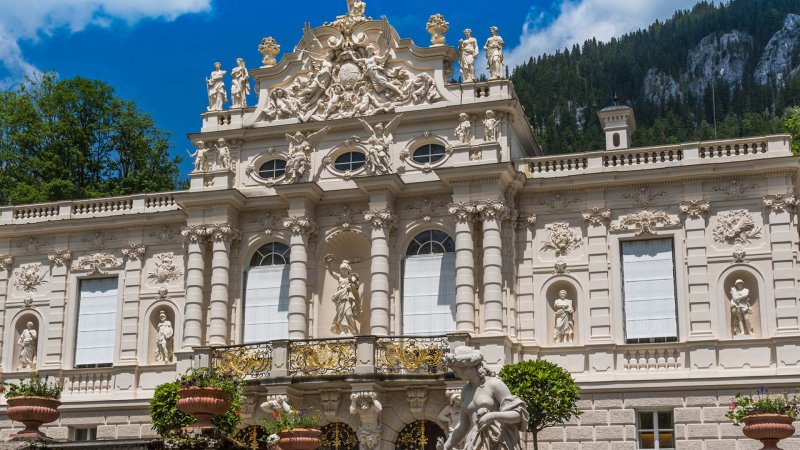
<box><xmin>712</xmin><ymin>210</ymin><xmax>762</xmax><ymax>244</ymax></box>
<box><xmin>147</xmin><ymin>253</ymin><xmax>183</xmax><ymax>284</ymax></box>
<box><xmin>610</xmin><ymin>210</ymin><xmax>679</xmax><ymax>236</ymax></box>
<box><xmin>540</xmin><ymin>222</ymin><xmax>581</xmax><ymax>256</ymax></box>
<box><xmin>72</xmin><ymin>253</ymin><xmax>123</xmax><ymax>274</ymax></box>
<box><xmin>14</xmin><ymin>264</ymin><xmax>47</xmax><ymax>292</ymax></box>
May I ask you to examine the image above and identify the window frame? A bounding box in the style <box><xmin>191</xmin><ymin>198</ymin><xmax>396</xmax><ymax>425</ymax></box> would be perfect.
<box><xmin>333</xmin><ymin>151</ymin><xmax>367</xmax><ymax>172</ymax></box>
<box><xmin>411</xmin><ymin>143</ymin><xmax>447</xmax><ymax>165</ymax></box>
<box><xmin>257</xmin><ymin>158</ymin><xmax>288</xmax><ymax>181</ymax></box>
<box><xmin>636</xmin><ymin>410</ymin><xmax>675</xmax><ymax>450</ymax></box>
<box><xmin>74</xmin><ymin>276</ymin><xmax>119</xmax><ymax>369</ymax></box>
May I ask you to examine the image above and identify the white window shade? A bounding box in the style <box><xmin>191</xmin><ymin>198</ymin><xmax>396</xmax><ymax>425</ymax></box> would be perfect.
<box><xmin>243</xmin><ymin>265</ymin><xmax>290</xmax><ymax>342</ymax></box>
<box><xmin>402</xmin><ymin>253</ymin><xmax>456</xmax><ymax>335</ymax></box>
<box><xmin>75</xmin><ymin>278</ymin><xmax>118</xmax><ymax>366</ymax></box>
<box><xmin>622</xmin><ymin>239</ymin><xmax>678</xmax><ymax>341</ymax></box>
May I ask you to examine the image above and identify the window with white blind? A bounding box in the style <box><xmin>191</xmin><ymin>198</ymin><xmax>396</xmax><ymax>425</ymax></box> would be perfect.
<box><xmin>402</xmin><ymin>231</ymin><xmax>456</xmax><ymax>335</ymax></box>
<box><xmin>75</xmin><ymin>277</ymin><xmax>118</xmax><ymax>367</ymax></box>
<box><xmin>243</xmin><ymin>243</ymin><xmax>290</xmax><ymax>342</ymax></box>
<box><xmin>621</xmin><ymin>239</ymin><xmax>679</xmax><ymax>343</ymax></box>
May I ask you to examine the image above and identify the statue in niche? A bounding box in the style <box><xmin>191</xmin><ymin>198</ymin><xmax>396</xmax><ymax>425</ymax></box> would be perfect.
<box><xmin>483</xmin><ymin>110</ymin><xmax>499</xmax><ymax>142</ymax></box>
<box><xmin>206</xmin><ymin>62</ymin><xmax>228</xmax><ymax>111</ymax></box>
<box><xmin>454</xmin><ymin>113</ymin><xmax>472</xmax><ymax>145</ymax></box>
<box><xmin>155</xmin><ymin>311</ymin><xmax>174</xmax><ymax>363</ymax></box>
<box><xmin>353</xmin><ymin>114</ymin><xmax>403</xmax><ymax>175</ymax></box>
<box><xmin>439</xmin><ymin>347</ymin><xmax>529</xmax><ymax>450</ymax></box>
<box><xmin>350</xmin><ymin>392</ymin><xmax>382</xmax><ymax>450</ymax></box>
<box><xmin>284</xmin><ymin>127</ymin><xmax>330</xmax><ymax>183</ymax></box>
<box><xmin>216</xmin><ymin>138</ymin><xmax>231</xmax><ymax>170</ymax></box>
<box><xmin>188</xmin><ymin>141</ymin><xmax>210</xmax><ymax>172</ymax></box>
<box><xmin>325</xmin><ymin>255</ymin><xmax>361</xmax><ymax>336</ymax></box>
<box><xmin>230</xmin><ymin>58</ymin><xmax>251</xmax><ymax>109</ymax></box>
<box><xmin>18</xmin><ymin>321</ymin><xmax>37</xmax><ymax>370</ymax></box>
<box><xmin>458</xmin><ymin>29</ymin><xmax>478</xmax><ymax>83</ymax></box>
<box><xmin>437</xmin><ymin>390</ymin><xmax>462</xmax><ymax>448</ymax></box>
<box><xmin>730</xmin><ymin>279</ymin><xmax>754</xmax><ymax>336</ymax></box>
<box><xmin>553</xmin><ymin>289</ymin><xmax>575</xmax><ymax>343</ymax></box>
<box><xmin>484</xmin><ymin>26</ymin><xmax>505</xmax><ymax>80</ymax></box>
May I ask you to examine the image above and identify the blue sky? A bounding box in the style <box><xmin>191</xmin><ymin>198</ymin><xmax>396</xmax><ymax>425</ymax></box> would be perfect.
<box><xmin>0</xmin><ymin>0</ymin><xmax>700</xmax><ymax>177</ymax></box>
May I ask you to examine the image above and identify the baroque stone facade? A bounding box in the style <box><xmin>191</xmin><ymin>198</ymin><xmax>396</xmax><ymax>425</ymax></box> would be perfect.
<box><xmin>1</xmin><ymin>4</ymin><xmax>800</xmax><ymax>450</ymax></box>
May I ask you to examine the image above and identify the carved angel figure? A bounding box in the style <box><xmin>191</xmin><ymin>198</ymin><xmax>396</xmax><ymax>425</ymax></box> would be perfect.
<box><xmin>206</xmin><ymin>62</ymin><xmax>228</xmax><ymax>111</ymax></box>
<box><xmin>352</xmin><ymin>19</ymin><xmax>404</xmax><ymax>99</ymax></box>
<box><xmin>284</xmin><ymin>127</ymin><xmax>330</xmax><ymax>184</ymax></box>
<box><xmin>350</xmin><ymin>392</ymin><xmax>382</xmax><ymax>450</ymax></box>
<box><xmin>354</xmin><ymin>114</ymin><xmax>403</xmax><ymax>175</ymax></box>
<box><xmin>730</xmin><ymin>279</ymin><xmax>754</xmax><ymax>336</ymax></box>
<box><xmin>230</xmin><ymin>58</ymin><xmax>251</xmax><ymax>109</ymax></box>
<box><xmin>458</xmin><ymin>29</ymin><xmax>479</xmax><ymax>83</ymax></box>
<box><xmin>325</xmin><ymin>255</ymin><xmax>361</xmax><ymax>336</ymax></box>
<box><xmin>454</xmin><ymin>113</ymin><xmax>472</xmax><ymax>145</ymax></box>
<box><xmin>484</xmin><ymin>27</ymin><xmax>505</xmax><ymax>80</ymax></box>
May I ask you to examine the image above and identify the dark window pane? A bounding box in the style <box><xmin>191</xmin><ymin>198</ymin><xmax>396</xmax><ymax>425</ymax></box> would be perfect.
<box><xmin>412</xmin><ymin>144</ymin><xmax>446</xmax><ymax>164</ymax></box>
<box><xmin>658</xmin><ymin>411</ymin><xmax>673</xmax><ymax>428</ymax></box>
<box><xmin>406</xmin><ymin>230</ymin><xmax>455</xmax><ymax>255</ymax></box>
<box><xmin>334</xmin><ymin>152</ymin><xmax>366</xmax><ymax>171</ymax></box>
<box><xmin>638</xmin><ymin>412</ymin><xmax>654</xmax><ymax>429</ymax></box>
<box><xmin>258</xmin><ymin>159</ymin><xmax>287</xmax><ymax>179</ymax></box>
<box><xmin>250</xmin><ymin>242</ymin><xmax>291</xmax><ymax>266</ymax></box>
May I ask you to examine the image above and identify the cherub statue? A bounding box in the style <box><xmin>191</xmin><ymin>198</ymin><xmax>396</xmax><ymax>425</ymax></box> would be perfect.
<box><xmin>187</xmin><ymin>141</ymin><xmax>210</xmax><ymax>172</ymax></box>
<box><xmin>350</xmin><ymin>392</ymin><xmax>382</xmax><ymax>450</ymax></box>
<box><xmin>353</xmin><ymin>85</ymin><xmax>394</xmax><ymax>116</ymax></box>
<box><xmin>284</xmin><ymin>127</ymin><xmax>331</xmax><ymax>183</ymax></box>
<box><xmin>347</xmin><ymin>0</ymin><xmax>366</xmax><ymax>17</ymax></box>
<box><xmin>206</xmin><ymin>62</ymin><xmax>228</xmax><ymax>111</ymax></box>
<box><xmin>352</xmin><ymin>114</ymin><xmax>403</xmax><ymax>175</ymax></box>
<box><xmin>458</xmin><ymin>29</ymin><xmax>479</xmax><ymax>83</ymax></box>
<box><xmin>216</xmin><ymin>138</ymin><xmax>231</xmax><ymax>170</ymax></box>
<box><xmin>484</xmin><ymin>26</ymin><xmax>505</xmax><ymax>80</ymax></box>
<box><xmin>230</xmin><ymin>58</ymin><xmax>251</xmax><ymax>109</ymax></box>
<box><xmin>483</xmin><ymin>110</ymin><xmax>499</xmax><ymax>142</ymax></box>
<box><xmin>325</xmin><ymin>254</ymin><xmax>361</xmax><ymax>336</ymax></box>
<box><xmin>454</xmin><ymin>113</ymin><xmax>472</xmax><ymax>145</ymax></box>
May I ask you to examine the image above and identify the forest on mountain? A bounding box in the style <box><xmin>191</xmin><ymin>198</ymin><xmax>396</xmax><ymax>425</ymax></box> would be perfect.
<box><xmin>512</xmin><ymin>0</ymin><xmax>800</xmax><ymax>154</ymax></box>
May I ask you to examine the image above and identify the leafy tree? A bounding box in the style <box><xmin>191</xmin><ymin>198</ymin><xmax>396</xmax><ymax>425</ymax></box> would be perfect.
<box><xmin>785</xmin><ymin>107</ymin><xmax>800</xmax><ymax>155</ymax></box>
<box><xmin>499</xmin><ymin>360</ymin><xmax>582</xmax><ymax>450</ymax></box>
<box><xmin>0</xmin><ymin>72</ymin><xmax>181</xmax><ymax>205</ymax></box>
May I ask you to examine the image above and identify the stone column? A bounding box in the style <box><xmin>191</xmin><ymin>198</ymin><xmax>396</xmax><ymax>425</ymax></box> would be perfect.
<box><xmin>448</xmin><ymin>202</ymin><xmax>476</xmax><ymax>332</ymax></box>
<box><xmin>181</xmin><ymin>225</ymin><xmax>206</xmax><ymax>349</ymax></box>
<box><xmin>679</xmin><ymin>200</ymin><xmax>714</xmax><ymax>338</ymax></box>
<box><xmin>0</xmin><ymin>255</ymin><xmax>13</xmax><ymax>369</ymax></box>
<box><xmin>476</xmin><ymin>200</ymin><xmax>508</xmax><ymax>333</ymax></box>
<box><xmin>120</xmin><ymin>244</ymin><xmax>146</xmax><ymax>361</ymax></box>
<box><xmin>365</xmin><ymin>209</ymin><xmax>395</xmax><ymax>335</ymax></box>
<box><xmin>284</xmin><ymin>216</ymin><xmax>316</xmax><ymax>339</ymax></box>
<box><xmin>206</xmin><ymin>224</ymin><xmax>237</xmax><ymax>346</ymax></box>
<box><xmin>763</xmin><ymin>193</ymin><xmax>800</xmax><ymax>334</ymax></box>
<box><xmin>581</xmin><ymin>207</ymin><xmax>614</xmax><ymax>341</ymax></box>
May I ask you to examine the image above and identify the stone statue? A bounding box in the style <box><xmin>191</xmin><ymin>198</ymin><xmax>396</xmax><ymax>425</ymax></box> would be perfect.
<box><xmin>458</xmin><ymin>29</ymin><xmax>478</xmax><ymax>83</ymax></box>
<box><xmin>730</xmin><ymin>279</ymin><xmax>754</xmax><ymax>336</ymax></box>
<box><xmin>437</xmin><ymin>390</ymin><xmax>462</xmax><ymax>448</ymax></box>
<box><xmin>155</xmin><ymin>310</ymin><xmax>174</xmax><ymax>363</ymax></box>
<box><xmin>454</xmin><ymin>113</ymin><xmax>472</xmax><ymax>145</ymax></box>
<box><xmin>553</xmin><ymin>289</ymin><xmax>575</xmax><ymax>343</ymax></box>
<box><xmin>260</xmin><ymin>395</ymin><xmax>292</xmax><ymax>415</ymax></box>
<box><xmin>206</xmin><ymin>62</ymin><xmax>228</xmax><ymax>111</ymax></box>
<box><xmin>216</xmin><ymin>138</ymin><xmax>231</xmax><ymax>170</ymax></box>
<box><xmin>230</xmin><ymin>58</ymin><xmax>251</xmax><ymax>109</ymax></box>
<box><xmin>350</xmin><ymin>392</ymin><xmax>382</xmax><ymax>450</ymax></box>
<box><xmin>187</xmin><ymin>141</ymin><xmax>210</xmax><ymax>172</ymax></box>
<box><xmin>325</xmin><ymin>255</ymin><xmax>361</xmax><ymax>336</ymax></box>
<box><xmin>347</xmin><ymin>0</ymin><xmax>366</xmax><ymax>17</ymax></box>
<box><xmin>483</xmin><ymin>110</ymin><xmax>499</xmax><ymax>142</ymax></box>
<box><xmin>484</xmin><ymin>27</ymin><xmax>505</xmax><ymax>80</ymax></box>
<box><xmin>353</xmin><ymin>46</ymin><xmax>405</xmax><ymax>99</ymax></box>
<box><xmin>284</xmin><ymin>127</ymin><xmax>330</xmax><ymax>183</ymax></box>
<box><xmin>439</xmin><ymin>347</ymin><xmax>529</xmax><ymax>450</ymax></box>
<box><xmin>18</xmin><ymin>321</ymin><xmax>37</xmax><ymax>370</ymax></box>
<box><xmin>355</xmin><ymin>114</ymin><xmax>403</xmax><ymax>175</ymax></box>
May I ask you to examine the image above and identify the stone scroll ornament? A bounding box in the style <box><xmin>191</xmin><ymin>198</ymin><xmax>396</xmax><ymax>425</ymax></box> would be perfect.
<box><xmin>257</xmin><ymin>14</ymin><xmax>442</xmax><ymax>124</ymax></box>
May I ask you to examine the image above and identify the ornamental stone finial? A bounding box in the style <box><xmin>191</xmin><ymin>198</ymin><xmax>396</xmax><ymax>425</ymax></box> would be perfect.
<box><xmin>426</xmin><ymin>14</ymin><xmax>449</xmax><ymax>46</ymax></box>
<box><xmin>259</xmin><ymin>37</ymin><xmax>280</xmax><ymax>67</ymax></box>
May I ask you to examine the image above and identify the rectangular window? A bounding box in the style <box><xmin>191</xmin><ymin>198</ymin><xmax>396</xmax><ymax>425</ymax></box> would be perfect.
<box><xmin>402</xmin><ymin>253</ymin><xmax>456</xmax><ymax>335</ymax></box>
<box><xmin>75</xmin><ymin>277</ymin><xmax>118</xmax><ymax>367</ymax></box>
<box><xmin>243</xmin><ymin>265</ymin><xmax>290</xmax><ymax>342</ymax></box>
<box><xmin>74</xmin><ymin>427</ymin><xmax>98</xmax><ymax>441</ymax></box>
<box><xmin>637</xmin><ymin>411</ymin><xmax>674</xmax><ymax>449</ymax></box>
<box><xmin>621</xmin><ymin>239</ymin><xmax>678</xmax><ymax>343</ymax></box>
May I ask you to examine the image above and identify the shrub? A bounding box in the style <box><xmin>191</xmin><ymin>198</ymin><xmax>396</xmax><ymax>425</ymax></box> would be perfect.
<box><xmin>726</xmin><ymin>386</ymin><xmax>800</xmax><ymax>426</ymax></box>
<box><xmin>262</xmin><ymin>407</ymin><xmax>321</xmax><ymax>435</ymax></box>
<box><xmin>499</xmin><ymin>360</ymin><xmax>582</xmax><ymax>450</ymax></box>
<box><xmin>1</xmin><ymin>372</ymin><xmax>63</xmax><ymax>399</ymax></box>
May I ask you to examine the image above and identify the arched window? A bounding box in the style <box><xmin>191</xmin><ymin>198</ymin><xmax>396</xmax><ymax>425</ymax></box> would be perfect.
<box><xmin>258</xmin><ymin>159</ymin><xmax>287</xmax><ymax>179</ymax></box>
<box><xmin>412</xmin><ymin>144</ymin><xmax>446</xmax><ymax>164</ymax></box>
<box><xmin>402</xmin><ymin>230</ymin><xmax>456</xmax><ymax>335</ymax></box>
<box><xmin>243</xmin><ymin>242</ymin><xmax>290</xmax><ymax>342</ymax></box>
<box><xmin>334</xmin><ymin>152</ymin><xmax>366</xmax><ymax>172</ymax></box>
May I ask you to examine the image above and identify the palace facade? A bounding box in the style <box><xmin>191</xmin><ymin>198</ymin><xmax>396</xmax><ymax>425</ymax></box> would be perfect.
<box><xmin>2</xmin><ymin>4</ymin><xmax>800</xmax><ymax>450</ymax></box>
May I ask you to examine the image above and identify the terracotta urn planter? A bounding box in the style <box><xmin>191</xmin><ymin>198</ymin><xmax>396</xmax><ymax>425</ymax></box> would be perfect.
<box><xmin>6</xmin><ymin>396</ymin><xmax>61</xmax><ymax>439</ymax></box>
<box><xmin>278</xmin><ymin>428</ymin><xmax>321</xmax><ymax>450</ymax></box>
<box><xmin>743</xmin><ymin>414</ymin><xmax>796</xmax><ymax>450</ymax></box>
<box><xmin>176</xmin><ymin>387</ymin><xmax>230</xmax><ymax>429</ymax></box>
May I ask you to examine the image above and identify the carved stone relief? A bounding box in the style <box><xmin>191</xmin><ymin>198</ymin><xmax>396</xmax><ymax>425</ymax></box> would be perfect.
<box><xmin>763</xmin><ymin>194</ymin><xmax>797</xmax><ymax>212</ymax></box>
<box><xmin>349</xmin><ymin>391</ymin><xmax>382</xmax><ymax>450</ymax></box>
<box><xmin>47</xmin><ymin>250</ymin><xmax>72</xmax><ymax>267</ymax></box>
<box><xmin>540</xmin><ymin>222</ymin><xmax>581</xmax><ymax>256</ymax></box>
<box><xmin>539</xmin><ymin>194</ymin><xmax>579</xmax><ymax>213</ymax></box>
<box><xmin>623</xmin><ymin>187</ymin><xmax>666</xmax><ymax>207</ymax></box>
<box><xmin>351</xmin><ymin>115</ymin><xmax>403</xmax><ymax>175</ymax></box>
<box><xmin>610</xmin><ymin>210</ymin><xmax>679</xmax><ymax>236</ymax></box>
<box><xmin>712</xmin><ymin>210</ymin><xmax>762</xmax><ymax>244</ymax></box>
<box><xmin>320</xmin><ymin>390</ymin><xmax>342</xmax><ymax>421</ymax></box>
<box><xmin>415</xmin><ymin>198</ymin><xmax>442</xmax><ymax>223</ymax></box>
<box><xmin>581</xmin><ymin>207</ymin><xmax>611</xmax><ymax>226</ymax></box>
<box><xmin>285</xmin><ymin>127</ymin><xmax>330</xmax><ymax>183</ymax></box>
<box><xmin>678</xmin><ymin>200</ymin><xmax>710</xmax><ymax>219</ymax></box>
<box><xmin>147</xmin><ymin>253</ymin><xmax>183</xmax><ymax>285</ymax></box>
<box><xmin>72</xmin><ymin>253</ymin><xmax>123</xmax><ymax>275</ymax></box>
<box><xmin>14</xmin><ymin>264</ymin><xmax>47</xmax><ymax>293</ymax></box>
<box><xmin>0</xmin><ymin>255</ymin><xmax>13</xmax><ymax>271</ymax></box>
<box><xmin>732</xmin><ymin>246</ymin><xmax>748</xmax><ymax>263</ymax></box>
<box><xmin>364</xmin><ymin>209</ymin><xmax>396</xmax><ymax>230</ymax></box>
<box><xmin>713</xmin><ymin>179</ymin><xmax>758</xmax><ymax>200</ymax></box>
<box><xmin>283</xmin><ymin>216</ymin><xmax>318</xmax><ymax>237</ymax></box>
<box><xmin>122</xmin><ymin>243</ymin><xmax>146</xmax><ymax>262</ymax></box>
<box><xmin>17</xmin><ymin>237</ymin><xmax>48</xmax><ymax>255</ymax></box>
<box><xmin>82</xmin><ymin>231</ymin><xmax>113</xmax><ymax>251</ymax></box>
<box><xmin>148</xmin><ymin>225</ymin><xmax>180</xmax><ymax>242</ymax></box>
<box><xmin>406</xmin><ymin>387</ymin><xmax>427</xmax><ymax>419</ymax></box>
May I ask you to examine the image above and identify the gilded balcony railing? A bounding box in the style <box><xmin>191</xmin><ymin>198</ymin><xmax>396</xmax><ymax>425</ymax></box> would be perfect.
<box><xmin>375</xmin><ymin>336</ymin><xmax>449</xmax><ymax>375</ymax></box>
<box><xmin>210</xmin><ymin>342</ymin><xmax>273</xmax><ymax>379</ymax></box>
<box><xmin>288</xmin><ymin>338</ymin><xmax>357</xmax><ymax>376</ymax></box>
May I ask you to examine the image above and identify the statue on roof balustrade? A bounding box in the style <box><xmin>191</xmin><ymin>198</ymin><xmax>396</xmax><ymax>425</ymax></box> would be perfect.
<box><xmin>230</xmin><ymin>58</ymin><xmax>251</xmax><ymax>108</ymax></box>
<box><xmin>458</xmin><ymin>29</ymin><xmax>478</xmax><ymax>83</ymax></box>
<box><xmin>206</xmin><ymin>62</ymin><xmax>228</xmax><ymax>111</ymax></box>
<box><xmin>484</xmin><ymin>26</ymin><xmax>505</xmax><ymax>80</ymax></box>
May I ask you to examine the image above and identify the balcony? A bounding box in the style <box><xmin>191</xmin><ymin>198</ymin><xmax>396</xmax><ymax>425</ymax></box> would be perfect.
<box><xmin>207</xmin><ymin>334</ymin><xmax>467</xmax><ymax>383</ymax></box>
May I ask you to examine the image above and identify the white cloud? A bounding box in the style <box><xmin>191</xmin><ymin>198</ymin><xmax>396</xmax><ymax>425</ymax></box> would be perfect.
<box><xmin>0</xmin><ymin>0</ymin><xmax>211</xmax><ymax>85</ymax></box>
<box><xmin>505</xmin><ymin>0</ymin><xmax>701</xmax><ymax>69</ymax></box>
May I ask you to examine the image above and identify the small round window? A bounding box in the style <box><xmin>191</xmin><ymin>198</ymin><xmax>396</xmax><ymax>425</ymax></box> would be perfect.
<box><xmin>412</xmin><ymin>144</ymin><xmax>446</xmax><ymax>164</ymax></box>
<box><xmin>258</xmin><ymin>159</ymin><xmax>287</xmax><ymax>179</ymax></box>
<box><xmin>334</xmin><ymin>152</ymin><xmax>366</xmax><ymax>172</ymax></box>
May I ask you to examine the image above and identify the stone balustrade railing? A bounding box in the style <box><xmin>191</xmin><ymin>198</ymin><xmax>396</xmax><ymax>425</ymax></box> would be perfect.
<box><xmin>521</xmin><ymin>134</ymin><xmax>792</xmax><ymax>178</ymax></box>
<box><xmin>1</xmin><ymin>192</ymin><xmax>182</xmax><ymax>226</ymax></box>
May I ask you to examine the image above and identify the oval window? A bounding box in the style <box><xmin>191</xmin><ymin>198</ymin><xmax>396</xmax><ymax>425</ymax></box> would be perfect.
<box><xmin>412</xmin><ymin>144</ymin><xmax>446</xmax><ymax>164</ymax></box>
<box><xmin>612</xmin><ymin>132</ymin><xmax>621</xmax><ymax>148</ymax></box>
<box><xmin>258</xmin><ymin>159</ymin><xmax>287</xmax><ymax>179</ymax></box>
<box><xmin>334</xmin><ymin>152</ymin><xmax>366</xmax><ymax>172</ymax></box>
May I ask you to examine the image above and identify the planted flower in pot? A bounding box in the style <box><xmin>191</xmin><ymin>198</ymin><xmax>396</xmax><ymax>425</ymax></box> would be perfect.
<box><xmin>2</xmin><ymin>372</ymin><xmax>63</xmax><ymax>439</ymax></box>
<box><xmin>263</xmin><ymin>407</ymin><xmax>321</xmax><ymax>450</ymax></box>
<box><xmin>176</xmin><ymin>367</ymin><xmax>240</xmax><ymax>430</ymax></box>
<box><xmin>726</xmin><ymin>386</ymin><xmax>800</xmax><ymax>450</ymax></box>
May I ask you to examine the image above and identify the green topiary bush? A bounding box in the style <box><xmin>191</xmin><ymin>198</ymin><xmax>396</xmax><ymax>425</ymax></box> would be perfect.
<box><xmin>499</xmin><ymin>359</ymin><xmax>582</xmax><ymax>450</ymax></box>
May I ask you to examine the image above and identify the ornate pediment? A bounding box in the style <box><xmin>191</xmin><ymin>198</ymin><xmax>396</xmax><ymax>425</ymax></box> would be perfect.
<box><xmin>252</xmin><ymin>9</ymin><xmax>447</xmax><ymax>125</ymax></box>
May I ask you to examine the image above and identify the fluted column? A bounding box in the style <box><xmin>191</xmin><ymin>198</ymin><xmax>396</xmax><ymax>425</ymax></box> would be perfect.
<box><xmin>476</xmin><ymin>200</ymin><xmax>508</xmax><ymax>333</ymax></box>
<box><xmin>181</xmin><ymin>226</ymin><xmax>206</xmax><ymax>349</ymax></box>
<box><xmin>206</xmin><ymin>224</ymin><xmax>238</xmax><ymax>346</ymax></box>
<box><xmin>365</xmin><ymin>209</ymin><xmax>396</xmax><ymax>335</ymax></box>
<box><xmin>448</xmin><ymin>202</ymin><xmax>477</xmax><ymax>332</ymax></box>
<box><xmin>284</xmin><ymin>216</ymin><xmax>316</xmax><ymax>339</ymax></box>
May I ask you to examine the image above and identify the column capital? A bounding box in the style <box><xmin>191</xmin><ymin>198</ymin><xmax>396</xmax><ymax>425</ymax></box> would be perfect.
<box><xmin>447</xmin><ymin>201</ymin><xmax>477</xmax><ymax>223</ymax></box>
<box><xmin>205</xmin><ymin>223</ymin><xmax>240</xmax><ymax>243</ymax></box>
<box><xmin>122</xmin><ymin>243</ymin><xmax>146</xmax><ymax>261</ymax></box>
<box><xmin>581</xmin><ymin>207</ymin><xmax>612</xmax><ymax>226</ymax></box>
<box><xmin>475</xmin><ymin>200</ymin><xmax>510</xmax><ymax>222</ymax></box>
<box><xmin>678</xmin><ymin>200</ymin><xmax>710</xmax><ymax>220</ymax></box>
<box><xmin>181</xmin><ymin>225</ymin><xmax>206</xmax><ymax>244</ymax></box>
<box><xmin>763</xmin><ymin>193</ymin><xmax>797</xmax><ymax>213</ymax></box>
<box><xmin>47</xmin><ymin>250</ymin><xmax>72</xmax><ymax>267</ymax></box>
<box><xmin>283</xmin><ymin>216</ymin><xmax>317</xmax><ymax>237</ymax></box>
<box><xmin>364</xmin><ymin>209</ymin><xmax>397</xmax><ymax>230</ymax></box>
<box><xmin>0</xmin><ymin>254</ymin><xmax>13</xmax><ymax>272</ymax></box>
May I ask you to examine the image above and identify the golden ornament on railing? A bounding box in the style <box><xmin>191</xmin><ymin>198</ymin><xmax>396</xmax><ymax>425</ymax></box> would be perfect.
<box><xmin>375</xmin><ymin>336</ymin><xmax>449</xmax><ymax>374</ymax></box>
<box><xmin>320</xmin><ymin>422</ymin><xmax>359</xmax><ymax>450</ymax></box>
<box><xmin>288</xmin><ymin>339</ymin><xmax>357</xmax><ymax>376</ymax></box>
<box><xmin>210</xmin><ymin>342</ymin><xmax>273</xmax><ymax>379</ymax></box>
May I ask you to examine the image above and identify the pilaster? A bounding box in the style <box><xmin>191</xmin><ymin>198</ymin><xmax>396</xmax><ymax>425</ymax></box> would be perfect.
<box><xmin>763</xmin><ymin>187</ymin><xmax>799</xmax><ymax>334</ymax></box>
<box><xmin>0</xmin><ymin>254</ymin><xmax>12</xmax><ymax>369</ymax></box>
<box><xmin>581</xmin><ymin>206</ymin><xmax>613</xmax><ymax>341</ymax></box>
<box><xmin>44</xmin><ymin>247</ymin><xmax>70</xmax><ymax>368</ymax></box>
<box><xmin>679</xmin><ymin>195</ymin><xmax>714</xmax><ymax>338</ymax></box>
<box><xmin>120</xmin><ymin>244</ymin><xmax>146</xmax><ymax>361</ymax></box>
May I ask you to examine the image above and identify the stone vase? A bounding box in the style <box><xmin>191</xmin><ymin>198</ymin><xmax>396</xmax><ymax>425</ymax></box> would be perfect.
<box><xmin>176</xmin><ymin>387</ymin><xmax>231</xmax><ymax>429</ymax></box>
<box><xmin>277</xmin><ymin>428</ymin><xmax>321</xmax><ymax>450</ymax></box>
<box><xmin>742</xmin><ymin>414</ymin><xmax>796</xmax><ymax>450</ymax></box>
<box><xmin>6</xmin><ymin>396</ymin><xmax>61</xmax><ymax>439</ymax></box>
